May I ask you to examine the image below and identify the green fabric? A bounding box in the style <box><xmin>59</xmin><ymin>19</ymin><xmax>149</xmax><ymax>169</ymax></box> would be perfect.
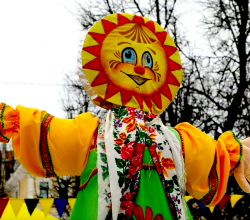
<box><xmin>70</xmin><ymin>149</ymin><xmax>98</xmax><ymax>220</ymax></box>
<box><xmin>134</xmin><ymin>148</ymin><xmax>173</xmax><ymax>219</ymax></box>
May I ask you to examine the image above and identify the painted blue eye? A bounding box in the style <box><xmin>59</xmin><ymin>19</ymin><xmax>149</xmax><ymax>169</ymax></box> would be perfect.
<box><xmin>142</xmin><ymin>52</ymin><xmax>153</xmax><ymax>68</ymax></box>
<box><xmin>122</xmin><ymin>48</ymin><xmax>137</xmax><ymax>64</ymax></box>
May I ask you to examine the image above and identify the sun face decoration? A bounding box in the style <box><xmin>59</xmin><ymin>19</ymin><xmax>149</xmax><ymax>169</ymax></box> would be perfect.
<box><xmin>80</xmin><ymin>13</ymin><xmax>182</xmax><ymax>115</ymax></box>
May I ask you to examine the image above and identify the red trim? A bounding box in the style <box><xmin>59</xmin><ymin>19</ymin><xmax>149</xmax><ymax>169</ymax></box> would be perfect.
<box><xmin>90</xmin><ymin>128</ymin><xmax>98</xmax><ymax>150</ymax></box>
<box><xmin>79</xmin><ymin>168</ymin><xmax>98</xmax><ymax>191</ymax></box>
<box><xmin>174</xmin><ymin>128</ymin><xmax>185</xmax><ymax>160</ymax></box>
<box><xmin>200</xmin><ymin>156</ymin><xmax>219</xmax><ymax>205</ymax></box>
<box><xmin>40</xmin><ymin>114</ymin><xmax>56</xmax><ymax>178</ymax></box>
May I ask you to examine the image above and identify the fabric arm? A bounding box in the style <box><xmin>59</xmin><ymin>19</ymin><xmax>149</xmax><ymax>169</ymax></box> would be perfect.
<box><xmin>0</xmin><ymin>103</ymin><xmax>99</xmax><ymax>178</ymax></box>
<box><xmin>175</xmin><ymin>122</ymin><xmax>242</xmax><ymax>206</ymax></box>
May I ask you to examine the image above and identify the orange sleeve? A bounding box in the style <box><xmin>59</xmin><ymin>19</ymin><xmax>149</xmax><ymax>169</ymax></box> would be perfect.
<box><xmin>175</xmin><ymin>122</ymin><xmax>242</xmax><ymax>206</ymax></box>
<box><xmin>0</xmin><ymin>102</ymin><xmax>99</xmax><ymax>178</ymax></box>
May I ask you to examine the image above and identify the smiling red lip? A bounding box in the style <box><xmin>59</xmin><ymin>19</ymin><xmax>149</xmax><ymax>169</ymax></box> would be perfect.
<box><xmin>121</xmin><ymin>70</ymin><xmax>151</xmax><ymax>85</ymax></box>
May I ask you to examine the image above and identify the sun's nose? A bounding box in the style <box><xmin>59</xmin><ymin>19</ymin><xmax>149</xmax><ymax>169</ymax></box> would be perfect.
<box><xmin>134</xmin><ymin>66</ymin><xmax>145</xmax><ymax>75</ymax></box>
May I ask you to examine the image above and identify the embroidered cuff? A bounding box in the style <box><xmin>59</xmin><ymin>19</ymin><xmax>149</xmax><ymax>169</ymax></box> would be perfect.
<box><xmin>0</xmin><ymin>103</ymin><xmax>19</xmax><ymax>143</ymax></box>
<box><xmin>218</xmin><ymin>131</ymin><xmax>243</xmax><ymax>174</ymax></box>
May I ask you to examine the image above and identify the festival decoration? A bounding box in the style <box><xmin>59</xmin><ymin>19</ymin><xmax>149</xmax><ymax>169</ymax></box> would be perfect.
<box><xmin>24</xmin><ymin>198</ymin><xmax>39</xmax><ymax>216</ymax></box>
<box><xmin>68</xmin><ymin>198</ymin><xmax>76</xmax><ymax>210</ymax></box>
<box><xmin>0</xmin><ymin>198</ymin><xmax>9</xmax><ymax>218</ymax></box>
<box><xmin>54</xmin><ymin>198</ymin><xmax>68</xmax><ymax>217</ymax></box>
<box><xmin>39</xmin><ymin>198</ymin><xmax>54</xmax><ymax>217</ymax></box>
<box><xmin>208</xmin><ymin>206</ymin><xmax>215</xmax><ymax>213</ymax></box>
<box><xmin>218</xmin><ymin>195</ymin><xmax>231</xmax><ymax>210</ymax></box>
<box><xmin>230</xmin><ymin>194</ymin><xmax>243</xmax><ymax>208</ymax></box>
<box><xmin>9</xmin><ymin>198</ymin><xmax>24</xmax><ymax>217</ymax></box>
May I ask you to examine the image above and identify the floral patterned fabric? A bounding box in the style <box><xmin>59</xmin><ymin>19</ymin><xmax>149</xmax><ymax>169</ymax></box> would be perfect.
<box><xmin>97</xmin><ymin>106</ymin><xmax>188</xmax><ymax>220</ymax></box>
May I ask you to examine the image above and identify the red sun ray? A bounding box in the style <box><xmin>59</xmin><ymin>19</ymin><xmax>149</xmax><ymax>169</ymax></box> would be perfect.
<box><xmin>105</xmin><ymin>82</ymin><xmax>120</xmax><ymax>100</ymax></box>
<box><xmin>132</xmin><ymin>15</ymin><xmax>144</xmax><ymax>24</ymax></box>
<box><xmin>88</xmin><ymin>33</ymin><xmax>106</xmax><ymax>45</ymax></box>
<box><xmin>83</xmin><ymin>58</ymin><xmax>102</xmax><ymax>71</ymax></box>
<box><xmin>155</xmin><ymin>31</ymin><xmax>167</xmax><ymax>45</ymax></box>
<box><xmin>161</xmin><ymin>84</ymin><xmax>172</xmax><ymax>101</ymax></box>
<box><xmin>152</xmin><ymin>93</ymin><xmax>162</xmax><ymax>109</ymax></box>
<box><xmin>144</xmin><ymin>97</ymin><xmax>152</xmax><ymax>111</ymax></box>
<box><xmin>120</xmin><ymin>90</ymin><xmax>133</xmax><ymax>106</ymax></box>
<box><xmin>91</xmin><ymin>71</ymin><xmax>110</xmax><ymax>87</ymax></box>
<box><xmin>145</xmin><ymin>21</ymin><xmax>155</xmax><ymax>33</ymax></box>
<box><xmin>118</xmin><ymin>14</ymin><xmax>131</xmax><ymax>25</ymax></box>
<box><xmin>166</xmin><ymin>71</ymin><xmax>180</xmax><ymax>86</ymax></box>
<box><xmin>163</xmin><ymin>45</ymin><xmax>177</xmax><ymax>57</ymax></box>
<box><xmin>134</xmin><ymin>94</ymin><xmax>144</xmax><ymax>110</ymax></box>
<box><xmin>83</xmin><ymin>45</ymin><xmax>101</xmax><ymax>57</ymax></box>
<box><xmin>168</xmin><ymin>58</ymin><xmax>182</xmax><ymax>71</ymax></box>
<box><xmin>82</xmin><ymin>58</ymin><xmax>102</xmax><ymax>71</ymax></box>
<box><xmin>102</xmin><ymin>19</ymin><xmax>118</xmax><ymax>35</ymax></box>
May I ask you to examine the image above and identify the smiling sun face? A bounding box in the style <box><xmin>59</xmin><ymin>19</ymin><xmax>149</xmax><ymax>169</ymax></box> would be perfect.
<box><xmin>100</xmin><ymin>23</ymin><xmax>167</xmax><ymax>95</ymax></box>
<box><xmin>81</xmin><ymin>13</ymin><xmax>183</xmax><ymax>114</ymax></box>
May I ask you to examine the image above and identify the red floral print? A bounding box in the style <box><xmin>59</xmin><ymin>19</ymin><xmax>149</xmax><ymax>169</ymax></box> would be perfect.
<box><xmin>120</xmin><ymin>192</ymin><xmax>135</xmax><ymax>217</ymax></box>
<box><xmin>148</xmin><ymin>127</ymin><xmax>155</xmax><ymax>133</ymax></box>
<box><xmin>133</xmin><ymin>205</ymin><xmax>163</xmax><ymax>220</ymax></box>
<box><xmin>119</xmin><ymin>132</ymin><xmax>127</xmax><ymax>140</ymax></box>
<box><xmin>121</xmin><ymin>141</ymin><xmax>134</xmax><ymax>160</ymax></box>
<box><xmin>128</xmin><ymin>143</ymin><xmax>144</xmax><ymax>175</ymax></box>
<box><xmin>114</xmin><ymin>138</ymin><xmax>124</xmax><ymax>146</ymax></box>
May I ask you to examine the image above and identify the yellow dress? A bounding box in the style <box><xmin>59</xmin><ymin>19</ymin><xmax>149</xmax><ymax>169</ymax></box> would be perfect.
<box><xmin>0</xmin><ymin>102</ymin><xmax>242</xmax><ymax>207</ymax></box>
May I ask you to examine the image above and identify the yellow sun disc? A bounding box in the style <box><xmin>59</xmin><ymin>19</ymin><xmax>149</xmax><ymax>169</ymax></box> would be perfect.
<box><xmin>79</xmin><ymin>13</ymin><xmax>183</xmax><ymax>115</ymax></box>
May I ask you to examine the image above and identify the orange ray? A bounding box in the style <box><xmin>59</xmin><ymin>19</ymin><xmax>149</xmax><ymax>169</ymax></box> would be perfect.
<box><xmin>91</xmin><ymin>71</ymin><xmax>110</xmax><ymax>87</ymax></box>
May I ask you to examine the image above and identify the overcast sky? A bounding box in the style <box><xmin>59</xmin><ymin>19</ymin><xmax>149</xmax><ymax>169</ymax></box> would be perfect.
<box><xmin>0</xmin><ymin>0</ymin><xmax>82</xmax><ymax>118</ymax></box>
<box><xmin>0</xmin><ymin>0</ymin><xmax>204</xmax><ymax>119</ymax></box>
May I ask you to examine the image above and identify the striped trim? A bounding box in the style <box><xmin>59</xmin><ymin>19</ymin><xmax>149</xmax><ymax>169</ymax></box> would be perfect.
<box><xmin>90</xmin><ymin>128</ymin><xmax>98</xmax><ymax>150</ymax></box>
<box><xmin>141</xmin><ymin>163</ymin><xmax>156</xmax><ymax>170</ymax></box>
<box><xmin>79</xmin><ymin>168</ymin><xmax>98</xmax><ymax>191</ymax></box>
<box><xmin>40</xmin><ymin>113</ymin><xmax>57</xmax><ymax>177</ymax></box>
<box><xmin>174</xmin><ymin>128</ymin><xmax>185</xmax><ymax>159</ymax></box>
<box><xmin>0</xmin><ymin>103</ymin><xmax>10</xmax><ymax>143</ymax></box>
<box><xmin>229</xmin><ymin>131</ymin><xmax>243</xmax><ymax>173</ymax></box>
<box><xmin>200</xmin><ymin>156</ymin><xmax>219</xmax><ymax>205</ymax></box>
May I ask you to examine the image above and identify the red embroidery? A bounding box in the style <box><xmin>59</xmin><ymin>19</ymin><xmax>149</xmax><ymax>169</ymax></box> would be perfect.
<box><xmin>40</xmin><ymin>113</ymin><xmax>56</xmax><ymax>177</ymax></box>
<box><xmin>200</xmin><ymin>156</ymin><xmax>218</xmax><ymax>205</ymax></box>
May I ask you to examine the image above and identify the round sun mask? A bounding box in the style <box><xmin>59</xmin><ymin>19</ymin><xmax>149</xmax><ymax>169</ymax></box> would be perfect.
<box><xmin>80</xmin><ymin>13</ymin><xmax>182</xmax><ymax>115</ymax></box>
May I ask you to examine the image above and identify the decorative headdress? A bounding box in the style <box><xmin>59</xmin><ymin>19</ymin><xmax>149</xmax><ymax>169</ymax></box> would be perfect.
<box><xmin>79</xmin><ymin>13</ymin><xmax>182</xmax><ymax>115</ymax></box>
